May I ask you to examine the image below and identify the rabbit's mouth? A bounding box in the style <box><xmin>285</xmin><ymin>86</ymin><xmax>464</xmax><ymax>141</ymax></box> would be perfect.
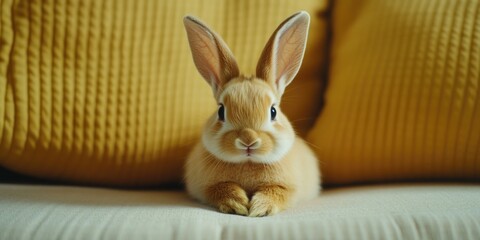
<box><xmin>246</xmin><ymin>148</ymin><xmax>253</xmax><ymax>157</ymax></box>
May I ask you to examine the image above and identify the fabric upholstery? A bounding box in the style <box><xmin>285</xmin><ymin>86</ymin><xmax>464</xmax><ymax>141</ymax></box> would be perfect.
<box><xmin>308</xmin><ymin>0</ymin><xmax>480</xmax><ymax>184</ymax></box>
<box><xmin>0</xmin><ymin>0</ymin><xmax>327</xmax><ymax>185</ymax></box>
<box><xmin>0</xmin><ymin>183</ymin><xmax>479</xmax><ymax>240</ymax></box>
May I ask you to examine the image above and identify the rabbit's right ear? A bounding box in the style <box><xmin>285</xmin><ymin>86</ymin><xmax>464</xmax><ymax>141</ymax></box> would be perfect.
<box><xmin>184</xmin><ymin>16</ymin><xmax>239</xmax><ymax>95</ymax></box>
<box><xmin>256</xmin><ymin>12</ymin><xmax>310</xmax><ymax>96</ymax></box>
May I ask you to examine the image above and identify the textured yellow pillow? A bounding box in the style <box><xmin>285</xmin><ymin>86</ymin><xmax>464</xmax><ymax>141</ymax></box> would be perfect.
<box><xmin>0</xmin><ymin>0</ymin><xmax>327</xmax><ymax>185</ymax></box>
<box><xmin>308</xmin><ymin>0</ymin><xmax>480</xmax><ymax>185</ymax></box>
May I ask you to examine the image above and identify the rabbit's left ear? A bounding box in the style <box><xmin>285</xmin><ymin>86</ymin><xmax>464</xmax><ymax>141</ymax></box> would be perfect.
<box><xmin>256</xmin><ymin>11</ymin><xmax>310</xmax><ymax>96</ymax></box>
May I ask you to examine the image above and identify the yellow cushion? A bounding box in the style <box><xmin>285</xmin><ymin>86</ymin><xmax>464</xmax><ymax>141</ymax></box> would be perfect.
<box><xmin>308</xmin><ymin>0</ymin><xmax>480</xmax><ymax>185</ymax></box>
<box><xmin>0</xmin><ymin>0</ymin><xmax>327</xmax><ymax>186</ymax></box>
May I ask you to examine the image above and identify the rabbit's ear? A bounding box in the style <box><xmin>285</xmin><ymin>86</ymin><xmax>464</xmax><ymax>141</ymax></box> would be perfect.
<box><xmin>256</xmin><ymin>11</ymin><xmax>310</xmax><ymax>96</ymax></box>
<box><xmin>184</xmin><ymin>16</ymin><xmax>239</xmax><ymax>94</ymax></box>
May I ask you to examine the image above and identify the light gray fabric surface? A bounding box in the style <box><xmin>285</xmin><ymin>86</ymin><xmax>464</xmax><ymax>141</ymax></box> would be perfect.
<box><xmin>0</xmin><ymin>183</ymin><xmax>479</xmax><ymax>240</ymax></box>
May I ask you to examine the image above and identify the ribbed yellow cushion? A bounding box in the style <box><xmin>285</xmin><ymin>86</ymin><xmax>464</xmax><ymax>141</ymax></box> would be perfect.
<box><xmin>0</xmin><ymin>0</ymin><xmax>327</xmax><ymax>185</ymax></box>
<box><xmin>308</xmin><ymin>0</ymin><xmax>480</xmax><ymax>184</ymax></box>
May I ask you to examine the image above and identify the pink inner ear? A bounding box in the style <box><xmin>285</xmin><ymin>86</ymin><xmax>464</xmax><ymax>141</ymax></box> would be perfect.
<box><xmin>274</xmin><ymin>19</ymin><xmax>308</xmax><ymax>87</ymax></box>
<box><xmin>185</xmin><ymin>21</ymin><xmax>222</xmax><ymax>87</ymax></box>
<box><xmin>184</xmin><ymin>16</ymin><xmax>239</xmax><ymax>92</ymax></box>
<box><xmin>255</xmin><ymin>12</ymin><xmax>310</xmax><ymax>94</ymax></box>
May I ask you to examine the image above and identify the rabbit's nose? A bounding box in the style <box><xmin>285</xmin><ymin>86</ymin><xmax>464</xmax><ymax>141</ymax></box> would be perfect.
<box><xmin>235</xmin><ymin>138</ymin><xmax>261</xmax><ymax>150</ymax></box>
<box><xmin>235</xmin><ymin>128</ymin><xmax>261</xmax><ymax>149</ymax></box>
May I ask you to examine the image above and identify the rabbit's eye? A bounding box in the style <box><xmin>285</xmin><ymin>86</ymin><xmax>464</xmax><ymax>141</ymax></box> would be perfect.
<box><xmin>218</xmin><ymin>104</ymin><xmax>225</xmax><ymax>121</ymax></box>
<box><xmin>270</xmin><ymin>106</ymin><xmax>277</xmax><ymax>121</ymax></box>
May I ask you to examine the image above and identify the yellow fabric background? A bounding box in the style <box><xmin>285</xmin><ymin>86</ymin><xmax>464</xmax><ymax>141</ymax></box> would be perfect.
<box><xmin>308</xmin><ymin>0</ymin><xmax>480</xmax><ymax>185</ymax></box>
<box><xmin>0</xmin><ymin>0</ymin><xmax>327</xmax><ymax>185</ymax></box>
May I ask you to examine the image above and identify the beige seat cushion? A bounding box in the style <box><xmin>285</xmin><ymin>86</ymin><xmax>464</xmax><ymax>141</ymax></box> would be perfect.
<box><xmin>1</xmin><ymin>183</ymin><xmax>479</xmax><ymax>239</ymax></box>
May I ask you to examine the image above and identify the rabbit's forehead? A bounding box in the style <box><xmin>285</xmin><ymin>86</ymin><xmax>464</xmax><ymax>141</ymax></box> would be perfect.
<box><xmin>220</xmin><ymin>80</ymin><xmax>276</xmax><ymax>127</ymax></box>
<box><xmin>220</xmin><ymin>78</ymin><xmax>277</xmax><ymax>104</ymax></box>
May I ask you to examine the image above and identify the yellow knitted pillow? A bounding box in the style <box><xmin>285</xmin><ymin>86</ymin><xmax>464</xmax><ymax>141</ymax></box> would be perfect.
<box><xmin>0</xmin><ymin>0</ymin><xmax>327</xmax><ymax>186</ymax></box>
<box><xmin>308</xmin><ymin>0</ymin><xmax>480</xmax><ymax>185</ymax></box>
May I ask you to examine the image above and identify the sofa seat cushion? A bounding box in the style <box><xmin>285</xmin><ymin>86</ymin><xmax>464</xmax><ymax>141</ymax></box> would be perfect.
<box><xmin>0</xmin><ymin>183</ymin><xmax>479</xmax><ymax>239</ymax></box>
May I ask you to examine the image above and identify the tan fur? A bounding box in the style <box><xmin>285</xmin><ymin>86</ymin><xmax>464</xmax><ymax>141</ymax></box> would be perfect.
<box><xmin>184</xmin><ymin>12</ymin><xmax>320</xmax><ymax>217</ymax></box>
<box><xmin>222</xmin><ymin>79</ymin><xmax>273</xmax><ymax>128</ymax></box>
<box><xmin>256</xmin><ymin>12</ymin><xmax>310</xmax><ymax>93</ymax></box>
<box><xmin>206</xmin><ymin>182</ymin><xmax>249</xmax><ymax>215</ymax></box>
<box><xmin>219</xmin><ymin>78</ymin><xmax>276</xmax><ymax>156</ymax></box>
<box><xmin>221</xmin><ymin>129</ymin><xmax>275</xmax><ymax>156</ymax></box>
<box><xmin>185</xmin><ymin>136</ymin><xmax>320</xmax><ymax>216</ymax></box>
<box><xmin>183</xmin><ymin>16</ymin><xmax>239</xmax><ymax>91</ymax></box>
<box><xmin>249</xmin><ymin>184</ymin><xmax>291</xmax><ymax>217</ymax></box>
<box><xmin>238</xmin><ymin>128</ymin><xmax>259</xmax><ymax>146</ymax></box>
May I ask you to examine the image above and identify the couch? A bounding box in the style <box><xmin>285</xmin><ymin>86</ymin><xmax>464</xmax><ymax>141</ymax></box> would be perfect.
<box><xmin>1</xmin><ymin>173</ymin><xmax>479</xmax><ymax>239</ymax></box>
<box><xmin>1</xmin><ymin>0</ymin><xmax>479</xmax><ymax>239</ymax></box>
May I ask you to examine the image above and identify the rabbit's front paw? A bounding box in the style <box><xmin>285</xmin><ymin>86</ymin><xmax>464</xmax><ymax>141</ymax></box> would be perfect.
<box><xmin>249</xmin><ymin>193</ymin><xmax>280</xmax><ymax>217</ymax></box>
<box><xmin>218</xmin><ymin>198</ymin><xmax>249</xmax><ymax>216</ymax></box>
<box><xmin>248</xmin><ymin>185</ymin><xmax>290</xmax><ymax>217</ymax></box>
<box><xmin>206</xmin><ymin>182</ymin><xmax>249</xmax><ymax>216</ymax></box>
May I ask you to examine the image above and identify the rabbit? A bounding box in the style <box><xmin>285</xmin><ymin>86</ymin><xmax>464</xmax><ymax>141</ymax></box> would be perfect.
<box><xmin>183</xmin><ymin>11</ymin><xmax>321</xmax><ymax>217</ymax></box>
